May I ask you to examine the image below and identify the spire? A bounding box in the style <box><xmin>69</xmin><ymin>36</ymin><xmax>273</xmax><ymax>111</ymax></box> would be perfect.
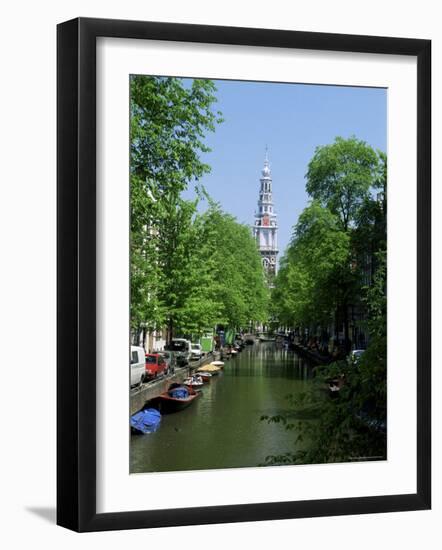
<box><xmin>262</xmin><ymin>146</ymin><xmax>271</xmax><ymax>178</ymax></box>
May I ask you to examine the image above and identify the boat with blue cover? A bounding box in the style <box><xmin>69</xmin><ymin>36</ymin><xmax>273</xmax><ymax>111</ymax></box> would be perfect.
<box><xmin>158</xmin><ymin>383</ymin><xmax>201</xmax><ymax>413</ymax></box>
<box><xmin>130</xmin><ymin>408</ymin><xmax>162</xmax><ymax>434</ymax></box>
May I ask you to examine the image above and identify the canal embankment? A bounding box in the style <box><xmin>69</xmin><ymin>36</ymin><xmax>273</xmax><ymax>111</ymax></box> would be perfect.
<box><xmin>291</xmin><ymin>343</ymin><xmax>334</xmax><ymax>365</ymax></box>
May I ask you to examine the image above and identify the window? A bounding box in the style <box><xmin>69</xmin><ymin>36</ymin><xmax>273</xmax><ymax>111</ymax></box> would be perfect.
<box><xmin>167</xmin><ymin>341</ymin><xmax>187</xmax><ymax>352</ymax></box>
<box><xmin>131</xmin><ymin>351</ymin><xmax>138</xmax><ymax>364</ymax></box>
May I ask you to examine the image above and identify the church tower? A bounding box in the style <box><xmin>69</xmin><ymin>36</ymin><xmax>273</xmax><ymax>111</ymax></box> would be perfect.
<box><xmin>253</xmin><ymin>149</ymin><xmax>278</xmax><ymax>282</ymax></box>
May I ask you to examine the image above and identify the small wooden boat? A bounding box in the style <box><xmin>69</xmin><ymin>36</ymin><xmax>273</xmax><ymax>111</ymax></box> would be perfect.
<box><xmin>197</xmin><ymin>364</ymin><xmax>221</xmax><ymax>374</ymax></box>
<box><xmin>199</xmin><ymin>372</ymin><xmax>212</xmax><ymax>383</ymax></box>
<box><xmin>210</xmin><ymin>361</ymin><xmax>224</xmax><ymax>367</ymax></box>
<box><xmin>158</xmin><ymin>383</ymin><xmax>201</xmax><ymax>413</ymax></box>
<box><xmin>183</xmin><ymin>375</ymin><xmax>204</xmax><ymax>389</ymax></box>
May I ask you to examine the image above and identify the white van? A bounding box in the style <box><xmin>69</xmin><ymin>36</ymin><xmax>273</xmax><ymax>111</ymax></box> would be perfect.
<box><xmin>165</xmin><ymin>338</ymin><xmax>192</xmax><ymax>366</ymax></box>
<box><xmin>130</xmin><ymin>346</ymin><xmax>145</xmax><ymax>387</ymax></box>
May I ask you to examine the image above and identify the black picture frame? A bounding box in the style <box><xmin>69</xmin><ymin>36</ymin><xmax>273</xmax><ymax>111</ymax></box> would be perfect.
<box><xmin>57</xmin><ymin>17</ymin><xmax>431</xmax><ymax>532</ymax></box>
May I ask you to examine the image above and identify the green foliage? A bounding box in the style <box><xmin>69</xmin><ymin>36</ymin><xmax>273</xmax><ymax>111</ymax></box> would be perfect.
<box><xmin>199</xmin><ymin>204</ymin><xmax>269</xmax><ymax>327</ymax></box>
<box><xmin>130</xmin><ymin>76</ymin><xmax>222</xmax><ymax>194</ymax></box>
<box><xmin>130</xmin><ymin>76</ymin><xmax>222</xmax><ymax>334</ymax></box>
<box><xmin>155</xmin><ymin>200</ymin><xmax>269</xmax><ymax>335</ymax></box>
<box><xmin>272</xmin><ymin>201</ymin><xmax>352</xmax><ymax>328</ymax></box>
<box><xmin>267</xmin><ymin>137</ymin><xmax>387</xmax><ymax>466</ymax></box>
<box><xmin>130</xmin><ymin>75</ymin><xmax>267</xmax><ymax>338</ymax></box>
<box><xmin>273</xmin><ymin>251</ymin><xmax>387</xmax><ymax>466</ymax></box>
<box><xmin>306</xmin><ymin>136</ymin><xmax>379</xmax><ymax>230</ymax></box>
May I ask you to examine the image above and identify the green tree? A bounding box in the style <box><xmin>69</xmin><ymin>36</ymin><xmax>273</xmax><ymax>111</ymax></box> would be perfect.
<box><xmin>154</xmin><ymin>196</ymin><xmax>217</xmax><ymax>338</ymax></box>
<box><xmin>304</xmin><ymin>137</ymin><xmax>380</xmax><ymax>349</ymax></box>
<box><xmin>263</xmin><ymin>250</ymin><xmax>387</xmax><ymax>466</ymax></box>
<box><xmin>306</xmin><ymin>136</ymin><xmax>379</xmax><ymax>231</ymax></box>
<box><xmin>272</xmin><ymin>202</ymin><xmax>351</xmax><ymax>338</ymax></box>
<box><xmin>198</xmin><ymin>203</ymin><xmax>269</xmax><ymax>329</ymax></box>
<box><xmin>130</xmin><ymin>76</ymin><xmax>222</xmax><ymax>339</ymax></box>
<box><xmin>265</xmin><ymin>139</ymin><xmax>387</xmax><ymax>467</ymax></box>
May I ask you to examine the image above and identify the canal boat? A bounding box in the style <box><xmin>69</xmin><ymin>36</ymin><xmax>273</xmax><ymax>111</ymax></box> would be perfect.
<box><xmin>130</xmin><ymin>408</ymin><xmax>162</xmax><ymax>434</ymax></box>
<box><xmin>210</xmin><ymin>360</ymin><xmax>224</xmax><ymax>367</ymax></box>
<box><xmin>158</xmin><ymin>383</ymin><xmax>201</xmax><ymax>413</ymax></box>
<box><xmin>199</xmin><ymin>372</ymin><xmax>212</xmax><ymax>383</ymax></box>
<box><xmin>197</xmin><ymin>364</ymin><xmax>221</xmax><ymax>374</ymax></box>
<box><xmin>183</xmin><ymin>375</ymin><xmax>204</xmax><ymax>389</ymax></box>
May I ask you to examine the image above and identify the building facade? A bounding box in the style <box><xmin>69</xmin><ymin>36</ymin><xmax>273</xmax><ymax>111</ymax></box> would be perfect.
<box><xmin>253</xmin><ymin>151</ymin><xmax>278</xmax><ymax>282</ymax></box>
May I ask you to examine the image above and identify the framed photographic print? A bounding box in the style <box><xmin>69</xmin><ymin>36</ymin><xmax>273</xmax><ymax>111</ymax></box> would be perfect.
<box><xmin>57</xmin><ymin>17</ymin><xmax>431</xmax><ymax>532</ymax></box>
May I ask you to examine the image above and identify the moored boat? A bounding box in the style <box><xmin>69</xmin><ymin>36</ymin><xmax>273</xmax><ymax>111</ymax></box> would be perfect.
<box><xmin>183</xmin><ymin>374</ymin><xmax>204</xmax><ymax>390</ymax></box>
<box><xmin>130</xmin><ymin>408</ymin><xmax>162</xmax><ymax>434</ymax></box>
<box><xmin>158</xmin><ymin>383</ymin><xmax>201</xmax><ymax>413</ymax></box>
<box><xmin>197</xmin><ymin>364</ymin><xmax>222</xmax><ymax>375</ymax></box>
<box><xmin>199</xmin><ymin>372</ymin><xmax>212</xmax><ymax>383</ymax></box>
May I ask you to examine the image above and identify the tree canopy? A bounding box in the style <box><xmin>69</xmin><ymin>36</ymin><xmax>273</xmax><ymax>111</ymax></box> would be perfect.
<box><xmin>267</xmin><ymin>136</ymin><xmax>387</xmax><ymax>466</ymax></box>
<box><xmin>272</xmin><ymin>202</ymin><xmax>351</xmax><ymax>329</ymax></box>
<box><xmin>306</xmin><ymin>136</ymin><xmax>379</xmax><ymax>231</ymax></box>
<box><xmin>130</xmin><ymin>75</ymin><xmax>268</xmax><ymax>340</ymax></box>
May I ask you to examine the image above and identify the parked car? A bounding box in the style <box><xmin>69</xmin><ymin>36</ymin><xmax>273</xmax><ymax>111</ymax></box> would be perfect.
<box><xmin>130</xmin><ymin>346</ymin><xmax>146</xmax><ymax>387</ymax></box>
<box><xmin>190</xmin><ymin>343</ymin><xmax>203</xmax><ymax>361</ymax></box>
<box><xmin>165</xmin><ymin>338</ymin><xmax>192</xmax><ymax>366</ymax></box>
<box><xmin>158</xmin><ymin>350</ymin><xmax>174</xmax><ymax>372</ymax></box>
<box><xmin>145</xmin><ymin>353</ymin><xmax>169</xmax><ymax>379</ymax></box>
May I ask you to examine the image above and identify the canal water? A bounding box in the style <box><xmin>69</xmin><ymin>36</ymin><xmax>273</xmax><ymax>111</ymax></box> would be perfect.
<box><xmin>130</xmin><ymin>343</ymin><xmax>315</xmax><ymax>473</ymax></box>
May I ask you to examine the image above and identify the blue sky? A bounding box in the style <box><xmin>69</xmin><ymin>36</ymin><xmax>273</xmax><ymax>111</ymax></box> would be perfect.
<box><xmin>183</xmin><ymin>78</ymin><xmax>387</xmax><ymax>259</ymax></box>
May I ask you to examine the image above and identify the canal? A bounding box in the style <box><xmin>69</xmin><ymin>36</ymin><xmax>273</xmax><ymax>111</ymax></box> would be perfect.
<box><xmin>130</xmin><ymin>343</ymin><xmax>316</xmax><ymax>473</ymax></box>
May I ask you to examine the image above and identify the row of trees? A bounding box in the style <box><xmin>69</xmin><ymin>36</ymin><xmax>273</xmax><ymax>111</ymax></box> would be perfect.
<box><xmin>130</xmin><ymin>76</ymin><xmax>268</xmax><ymax>343</ymax></box>
<box><xmin>265</xmin><ymin>136</ymin><xmax>387</xmax><ymax>464</ymax></box>
<box><xmin>272</xmin><ymin>137</ymin><xmax>386</xmax><ymax>352</ymax></box>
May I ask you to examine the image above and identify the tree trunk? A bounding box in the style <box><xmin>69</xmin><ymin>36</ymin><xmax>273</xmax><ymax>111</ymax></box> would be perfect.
<box><xmin>343</xmin><ymin>301</ymin><xmax>351</xmax><ymax>355</ymax></box>
<box><xmin>167</xmin><ymin>318</ymin><xmax>174</xmax><ymax>343</ymax></box>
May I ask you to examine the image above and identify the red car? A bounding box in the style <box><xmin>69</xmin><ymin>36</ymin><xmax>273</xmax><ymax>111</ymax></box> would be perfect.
<box><xmin>145</xmin><ymin>353</ymin><xmax>169</xmax><ymax>379</ymax></box>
